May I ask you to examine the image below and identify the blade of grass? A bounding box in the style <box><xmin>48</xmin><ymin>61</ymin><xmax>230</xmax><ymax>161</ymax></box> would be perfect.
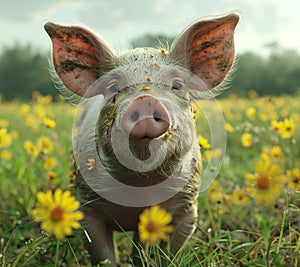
<box><xmin>11</xmin><ymin>232</ymin><xmax>48</xmax><ymax>267</ymax></box>
<box><xmin>276</xmin><ymin>195</ymin><xmax>289</xmax><ymax>254</ymax></box>
<box><xmin>55</xmin><ymin>239</ymin><xmax>60</xmax><ymax>267</ymax></box>
<box><xmin>66</xmin><ymin>239</ymin><xmax>81</xmax><ymax>267</ymax></box>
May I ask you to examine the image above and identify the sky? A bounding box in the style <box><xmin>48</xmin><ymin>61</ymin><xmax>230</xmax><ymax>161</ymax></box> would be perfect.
<box><xmin>1</xmin><ymin>0</ymin><xmax>300</xmax><ymax>56</ymax></box>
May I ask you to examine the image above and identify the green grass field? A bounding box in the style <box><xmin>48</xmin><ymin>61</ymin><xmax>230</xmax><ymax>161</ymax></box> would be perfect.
<box><xmin>0</xmin><ymin>91</ymin><xmax>299</xmax><ymax>266</ymax></box>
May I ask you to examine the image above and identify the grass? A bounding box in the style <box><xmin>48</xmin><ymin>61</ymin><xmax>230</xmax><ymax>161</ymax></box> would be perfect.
<box><xmin>0</xmin><ymin>91</ymin><xmax>299</xmax><ymax>266</ymax></box>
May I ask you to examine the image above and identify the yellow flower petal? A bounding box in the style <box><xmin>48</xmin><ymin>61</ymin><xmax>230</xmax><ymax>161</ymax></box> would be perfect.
<box><xmin>32</xmin><ymin>189</ymin><xmax>83</xmax><ymax>240</ymax></box>
<box><xmin>138</xmin><ymin>205</ymin><xmax>174</xmax><ymax>245</ymax></box>
<box><xmin>245</xmin><ymin>159</ymin><xmax>286</xmax><ymax>205</ymax></box>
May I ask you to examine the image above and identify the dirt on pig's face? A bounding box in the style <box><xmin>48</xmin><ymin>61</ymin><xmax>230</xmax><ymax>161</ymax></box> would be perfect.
<box><xmin>95</xmin><ymin>48</ymin><xmax>197</xmax><ymax>184</ymax></box>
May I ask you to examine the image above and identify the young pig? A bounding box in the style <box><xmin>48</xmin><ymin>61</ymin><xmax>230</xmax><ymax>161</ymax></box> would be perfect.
<box><xmin>45</xmin><ymin>11</ymin><xmax>239</xmax><ymax>266</ymax></box>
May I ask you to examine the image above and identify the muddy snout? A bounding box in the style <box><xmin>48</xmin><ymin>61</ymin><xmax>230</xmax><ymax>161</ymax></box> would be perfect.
<box><xmin>121</xmin><ymin>95</ymin><xmax>170</xmax><ymax>139</ymax></box>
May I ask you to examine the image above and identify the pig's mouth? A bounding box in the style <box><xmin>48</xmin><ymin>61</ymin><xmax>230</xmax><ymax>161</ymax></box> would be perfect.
<box><xmin>130</xmin><ymin>135</ymin><xmax>155</xmax><ymax>147</ymax></box>
<box><xmin>138</xmin><ymin>136</ymin><xmax>153</xmax><ymax>142</ymax></box>
<box><xmin>128</xmin><ymin>135</ymin><xmax>165</xmax><ymax>160</ymax></box>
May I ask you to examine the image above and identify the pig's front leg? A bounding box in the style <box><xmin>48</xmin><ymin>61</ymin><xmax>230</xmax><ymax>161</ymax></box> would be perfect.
<box><xmin>82</xmin><ymin>209</ymin><xmax>117</xmax><ymax>267</ymax></box>
<box><xmin>169</xmin><ymin>204</ymin><xmax>198</xmax><ymax>256</ymax></box>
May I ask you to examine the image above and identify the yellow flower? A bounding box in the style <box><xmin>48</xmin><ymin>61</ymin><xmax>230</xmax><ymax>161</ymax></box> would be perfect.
<box><xmin>0</xmin><ymin>119</ymin><xmax>9</xmax><ymax>128</ymax></box>
<box><xmin>48</xmin><ymin>171</ymin><xmax>58</xmax><ymax>182</ymax></box>
<box><xmin>0</xmin><ymin>128</ymin><xmax>13</xmax><ymax>148</ymax></box>
<box><xmin>271</xmin><ymin>120</ymin><xmax>281</xmax><ymax>131</ymax></box>
<box><xmin>287</xmin><ymin>168</ymin><xmax>300</xmax><ymax>189</ymax></box>
<box><xmin>138</xmin><ymin>205</ymin><xmax>174</xmax><ymax>244</ymax></box>
<box><xmin>32</xmin><ymin>189</ymin><xmax>84</xmax><ymax>240</ymax></box>
<box><xmin>228</xmin><ymin>188</ymin><xmax>249</xmax><ymax>206</ymax></box>
<box><xmin>43</xmin><ymin>118</ymin><xmax>56</xmax><ymax>128</ymax></box>
<box><xmin>37</xmin><ymin>136</ymin><xmax>53</xmax><ymax>154</ymax></box>
<box><xmin>43</xmin><ymin>157</ymin><xmax>56</xmax><ymax>170</ymax></box>
<box><xmin>280</xmin><ymin>109</ymin><xmax>289</xmax><ymax>118</ymax></box>
<box><xmin>18</xmin><ymin>104</ymin><xmax>30</xmax><ymax>115</ymax></box>
<box><xmin>1</xmin><ymin>150</ymin><xmax>12</xmax><ymax>161</ymax></box>
<box><xmin>245</xmin><ymin>159</ymin><xmax>286</xmax><ymax>205</ymax></box>
<box><xmin>259</xmin><ymin>113</ymin><xmax>269</xmax><ymax>122</ymax></box>
<box><xmin>208</xmin><ymin>180</ymin><xmax>224</xmax><ymax>203</ymax></box>
<box><xmin>25</xmin><ymin>114</ymin><xmax>40</xmax><ymax>132</ymax></box>
<box><xmin>260</xmin><ymin>148</ymin><xmax>270</xmax><ymax>161</ymax></box>
<box><xmin>34</xmin><ymin>105</ymin><xmax>46</xmax><ymax>119</ymax></box>
<box><xmin>24</xmin><ymin>140</ymin><xmax>39</xmax><ymax>158</ymax></box>
<box><xmin>246</xmin><ymin>107</ymin><xmax>256</xmax><ymax>121</ymax></box>
<box><xmin>248</xmin><ymin>90</ymin><xmax>258</xmax><ymax>99</ymax></box>
<box><xmin>272</xmin><ymin>119</ymin><xmax>296</xmax><ymax>139</ymax></box>
<box><xmin>198</xmin><ymin>135</ymin><xmax>211</xmax><ymax>149</ymax></box>
<box><xmin>260</xmin><ymin>146</ymin><xmax>282</xmax><ymax>161</ymax></box>
<box><xmin>32</xmin><ymin>91</ymin><xmax>42</xmax><ymax>100</ymax></box>
<box><xmin>225</xmin><ymin>122</ymin><xmax>234</xmax><ymax>133</ymax></box>
<box><xmin>207</xmin><ymin>180</ymin><xmax>228</xmax><ymax>214</ymax></box>
<box><xmin>271</xmin><ymin>146</ymin><xmax>282</xmax><ymax>160</ymax></box>
<box><xmin>241</xmin><ymin>132</ymin><xmax>252</xmax><ymax>148</ymax></box>
<box><xmin>278</xmin><ymin>118</ymin><xmax>295</xmax><ymax>139</ymax></box>
<box><xmin>37</xmin><ymin>95</ymin><xmax>53</xmax><ymax>105</ymax></box>
<box><xmin>10</xmin><ymin>130</ymin><xmax>19</xmax><ymax>139</ymax></box>
<box><xmin>203</xmin><ymin>148</ymin><xmax>222</xmax><ymax>161</ymax></box>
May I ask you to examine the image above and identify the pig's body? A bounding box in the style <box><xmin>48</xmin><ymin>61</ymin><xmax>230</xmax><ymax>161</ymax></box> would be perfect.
<box><xmin>45</xmin><ymin>12</ymin><xmax>239</xmax><ymax>266</ymax></box>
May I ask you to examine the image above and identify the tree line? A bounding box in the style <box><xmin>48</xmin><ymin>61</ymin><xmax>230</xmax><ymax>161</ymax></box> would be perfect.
<box><xmin>0</xmin><ymin>36</ymin><xmax>299</xmax><ymax>101</ymax></box>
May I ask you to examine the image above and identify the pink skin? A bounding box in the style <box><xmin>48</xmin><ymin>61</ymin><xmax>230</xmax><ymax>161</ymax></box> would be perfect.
<box><xmin>120</xmin><ymin>94</ymin><xmax>170</xmax><ymax>139</ymax></box>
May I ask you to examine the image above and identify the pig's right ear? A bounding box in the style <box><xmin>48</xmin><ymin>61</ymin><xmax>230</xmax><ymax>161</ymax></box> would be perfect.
<box><xmin>44</xmin><ymin>22</ymin><xmax>115</xmax><ymax>98</ymax></box>
<box><xmin>170</xmin><ymin>12</ymin><xmax>240</xmax><ymax>98</ymax></box>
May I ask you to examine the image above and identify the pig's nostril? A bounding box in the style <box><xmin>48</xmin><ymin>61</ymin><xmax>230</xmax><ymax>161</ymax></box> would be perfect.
<box><xmin>153</xmin><ymin>111</ymin><xmax>162</xmax><ymax>121</ymax></box>
<box><xmin>130</xmin><ymin>111</ymin><xmax>139</xmax><ymax>122</ymax></box>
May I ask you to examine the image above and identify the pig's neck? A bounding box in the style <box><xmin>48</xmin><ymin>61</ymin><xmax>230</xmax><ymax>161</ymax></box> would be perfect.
<box><xmin>105</xmin><ymin>163</ymin><xmax>173</xmax><ymax>187</ymax></box>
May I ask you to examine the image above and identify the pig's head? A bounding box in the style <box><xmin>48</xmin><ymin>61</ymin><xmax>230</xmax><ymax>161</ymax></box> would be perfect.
<box><xmin>45</xmin><ymin>12</ymin><xmax>239</xmax><ymax>187</ymax></box>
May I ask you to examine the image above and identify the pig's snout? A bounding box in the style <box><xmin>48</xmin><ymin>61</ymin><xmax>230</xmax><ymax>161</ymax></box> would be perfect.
<box><xmin>121</xmin><ymin>95</ymin><xmax>170</xmax><ymax>139</ymax></box>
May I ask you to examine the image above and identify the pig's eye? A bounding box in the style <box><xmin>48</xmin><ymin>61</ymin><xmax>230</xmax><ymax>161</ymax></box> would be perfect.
<box><xmin>172</xmin><ymin>79</ymin><xmax>184</xmax><ymax>91</ymax></box>
<box><xmin>107</xmin><ymin>82</ymin><xmax>120</xmax><ymax>93</ymax></box>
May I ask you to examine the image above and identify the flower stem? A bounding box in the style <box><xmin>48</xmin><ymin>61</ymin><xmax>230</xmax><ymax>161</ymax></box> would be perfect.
<box><xmin>145</xmin><ymin>241</ymin><xmax>150</xmax><ymax>267</ymax></box>
<box><xmin>55</xmin><ymin>239</ymin><xmax>60</xmax><ymax>267</ymax></box>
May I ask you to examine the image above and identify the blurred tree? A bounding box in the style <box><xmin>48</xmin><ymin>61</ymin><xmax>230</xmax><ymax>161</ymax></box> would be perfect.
<box><xmin>217</xmin><ymin>47</ymin><xmax>300</xmax><ymax>97</ymax></box>
<box><xmin>0</xmin><ymin>44</ymin><xmax>54</xmax><ymax>100</ymax></box>
<box><xmin>261</xmin><ymin>49</ymin><xmax>300</xmax><ymax>95</ymax></box>
<box><xmin>229</xmin><ymin>52</ymin><xmax>265</xmax><ymax>96</ymax></box>
<box><xmin>0</xmin><ymin>40</ymin><xmax>300</xmax><ymax>100</ymax></box>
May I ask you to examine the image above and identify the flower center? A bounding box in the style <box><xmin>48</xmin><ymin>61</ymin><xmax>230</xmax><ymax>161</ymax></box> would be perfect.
<box><xmin>292</xmin><ymin>177</ymin><xmax>300</xmax><ymax>185</ymax></box>
<box><xmin>238</xmin><ymin>195</ymin><xmax>244</xmax><ymax>201</ymax></box>
<box><xmin>256</xmin><ymin>175</ymin><xmax>271</xmax><ymax>190</ymax></box>
<box><xmin>146</xmin><ymin>221</ymin><xmax>158</xmax><ymax>233</ymax></box>
<box><xmin>50</xmin><ymin>205</ymin><xmax>64</xmax><ymax>222</ymax></box>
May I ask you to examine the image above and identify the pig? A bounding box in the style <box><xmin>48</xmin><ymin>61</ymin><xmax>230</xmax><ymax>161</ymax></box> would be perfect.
<box><xmin>44</xmin><ymin>11</ymin><xmax>239</xmax><ymax>266</ymax></box>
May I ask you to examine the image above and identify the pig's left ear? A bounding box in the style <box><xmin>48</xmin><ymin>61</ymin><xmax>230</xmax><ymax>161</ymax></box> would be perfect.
<box><xmin>45</xmin><ymin>22</ymin><xmax>115</xmax><ymax>99</ymax></box>
<box><xmin>170</xmin><ymin>12</ymin><xmax>240</xmax><ymax>98</ymax></box>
